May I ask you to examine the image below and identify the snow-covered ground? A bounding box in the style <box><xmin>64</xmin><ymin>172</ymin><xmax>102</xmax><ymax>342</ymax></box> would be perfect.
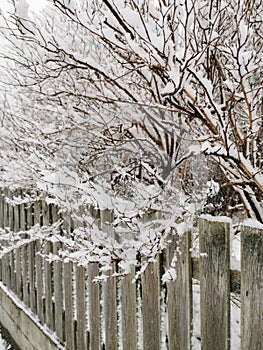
<box><xmin>0</xmin><ymin>332</ymin><xmax>12</xmax><ymax>350</ymax></box>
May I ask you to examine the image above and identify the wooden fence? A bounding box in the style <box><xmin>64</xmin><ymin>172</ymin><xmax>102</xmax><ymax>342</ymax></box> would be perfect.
<box><xmin>0</xmin><ymin>188</ymin><xmax>262</xmax><ymax>350</ymax></box>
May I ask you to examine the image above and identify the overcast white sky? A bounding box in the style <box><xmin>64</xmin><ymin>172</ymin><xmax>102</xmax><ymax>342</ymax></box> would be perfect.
<box><xmin>1</xmin><ymin>0</ymin><xmax>46</xmax><ymax>14</ymax></box>
<box><xmin>27</xmin><ymin>0</ymin><xmax>46</xmax><ymax>12</ymax></box>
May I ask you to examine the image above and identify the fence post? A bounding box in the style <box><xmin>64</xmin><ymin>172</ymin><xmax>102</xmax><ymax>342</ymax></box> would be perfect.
<box><xmin>241</xmin><ymin>224</ymin><xmax>263</xmax><ymax>350</ymax></box>
<box><xmin>166</xmin><ymin>231</ymin><xmax>192</xmax><ymax>350</ymax></box>
<box><xmin>198</xmin><ymin>217</ymin><xmax>230</xmax><ymax>350</ymax></box>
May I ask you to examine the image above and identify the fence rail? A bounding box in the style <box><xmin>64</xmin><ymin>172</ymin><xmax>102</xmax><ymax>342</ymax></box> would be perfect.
<box><xmin>0</xmin><ymin>188</ymin><xmax>262</xmax><ymax>350</ymax></box>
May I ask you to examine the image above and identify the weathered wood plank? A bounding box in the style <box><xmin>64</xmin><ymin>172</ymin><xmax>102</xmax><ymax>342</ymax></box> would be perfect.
<box><xmin>7</xmin><ymin>189</ymin><xmax>14</xmax><ymax>232</ymax></box>
<box><xmin>88</xmin><ymin>263</ymin><xmax>101</xmax><ymax>350</ymax></box>
<box><xmin>42</xmin><ymin>199</ymin><xmax>50</xmax><ymax>226</ymax></box>
<box><xmin>53</xmin><ymin>241</ymin><xmax>64</xmax><ymax>342</ymax></box>
<box><xmin>101</xmin><ymin>210</ymin><xmax>118</xmax><ymax>350</ymax></box>
<box><xmin>199</xmin><ymin>218</ymin><xmax>230</xmax><ymax>350</ymax></box>
<box><xmin>20</xmin><ymin>201</ymin><xmax>26</xmax><ymax>231</ymax></box>
<box><xmin>15</xmin><ymin>247</ymin><xmax>22</xmax><ymax>299</ymax></box>
<box><xmin>167</xmin><ymin>231</ymin><xmax>192</xmax><ymax>350</ymax></box>
<box><xmin>64</xmin><ymin>261</ymin><xmax>74</xmax><ymax>350</ymax></box>
<box><xmin>13</xmin><ymin>192</ymin><xmax>20</xmax><ymax>232</ymax></box>
<box><xmin>121</xmin><ymin>267</ymin><xmax>137</xmax><ymax>350</ymax></box>
<box><xmin>34</xmin><ymin>200</ymin><xmax>41</xmax><ymax>226</ymax></box>
<box><xmin>28</xmin><ymin>241</ymin><xmax>36</xmax><ymax>312</ymax></box>
<box><xmin>142</xmin><ymin>259</ymin><xmax>161</xmax><ymax>350</ymax></box>
<box><xmin>26</xmin><ymin>203</ymin><xmax>33</xmax><ymax>229</ymax></box>
<box><xmin>0</xmin><ymin>188</ymin><xmax>4</xmax><ymax>229</ymax></box>
<box><xmin>241</xmin><ymin>224</ymin><xmax>263</xmax><ymax>350</ymax></box>
<box><xmin>76</xmin><ymin>264</ymin><xmax>87</xmax><ymax>349</ymax></box>
<box><xmin>44</xmin><ymin>240</ymin><xmax>54</xmax><ymax>330</ymax></box>
<box><xmin>3</xmin><ymin>189</ymin><xmax>9</xmax><ymax>228</ymax></box>
<box><xmin>21</xmin><ymin>244</ymin><xmax>29</xmax><ymax>306</ymax></box>
<box><xmin>192</xmin><ymin>257</ymin><xmax>241</xmax><ymax>294</ymax></box>
<box><xmin>35</xmin><ymin>240</ymin><xmax>44</xmax><ymax>323</ymax></box>
<box><xmin>9</xmin><ymin>250</ymin><xmax>15</xmax><ymax>292</ymax></box>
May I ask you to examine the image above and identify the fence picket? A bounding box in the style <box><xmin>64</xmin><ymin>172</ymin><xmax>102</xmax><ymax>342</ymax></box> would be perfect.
<box><xmin>167</xmin><ymin>231</ymin><xmax>192</xmax><ymax>350</ymax></box>
<box><xmin>44</xmin><ymin>240</ymin><xmax>54</xmax><ymax>330</ymax></box>
<box><xmin>64</xmin><ymin>261</ymin><xmax>74</xmax><ymax>350</ymax></box>
<box><xmin>121</xmin><ymin>266</ymin><xmax>137</xmax><ymax>350</ymax></box>
<box><xmin>15</xmin><ymin>247</ymin><xmax>22</xmax><ymax>299</ymax></box>
<box><xmin>35</xmin><ymin>240</ymin><xmax>44</xmax><ymax>323</ymax></box>
<box><xmin>101</xmin><ymin>210</ymin><xmax>118</xmax><ymax>350</ymax></box>
<box><xmin>142</xmin><ymin>259</ymin><xmax>161</xmax><ymax>350</ymax></box>
<box><xmin>3</xmin><ymin>189</ymin><xmax>9</xmax><ymax>228</ymax></box>
<box><xmin>0</xmin><ymin>189</ymin><xmax>3</xmax><ymax>228</ymax></box>
<box><xmin>199</xmin><ymin>218</ymin><xmax>230</xmax><ymax>350</ymax></box>
<box><xmin>54</xmin><ymin>241</ymin><xmax>64</xmax><ymax>342</ymax></box>
<box><xmin>241</xmin><ymin>224</ymin><xmax>263</xmax><ymax>350</ymax></box>
<box><xmin>76</xmin><ymin>264</ymin><xmax>87</xmax><ymax>349</ymax></box>
<box><xmin>28</xmin><ymin>241</ymin><xmax>36</xmax><ymax>312</ymax></box>
<box><xmin>21</xmin><ymin>244</ymin><xmax>29</xmax><ymax>306</ymax></box>
<box><xmin>88</xmin><ymin>263</ymin><xmax>101</xmax><ymax>350</ymax></box>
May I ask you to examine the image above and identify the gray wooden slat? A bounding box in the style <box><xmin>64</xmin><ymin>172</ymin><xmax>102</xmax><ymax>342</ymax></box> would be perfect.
<box><xmin>20</xmin><ymin>202</ymin><xmax>26</xmax><ymax>231</ymax></box>
<box><xmin>21</xmin><ymin>244</ymin><xmax>29</xmax><ymax>306</ymax></box>
<box><xmin>53</xmin><ymin>241</ymin><xmax>64</xmax><ymax>342</ymax></box>
<box><xmin>76</xmin><ymin>264</ymin><xmax>87</xmax><ymax>349</ymax></box>
<box><xmin>36</xmin><ymin>240</ymin><xmax>44</xmax><ymax>323</ymax></box>
<box><xmin>199</xmin><ymin>218</ymin><xmax>230</xmax><ymax>350</ymax></box>
<box><xmin>0</xmin><ymin>188</ymin><xmax>4</xmax><ymax>228</ymax></box>
<box><xmin>142</xmin><ymin>257</ymin><xmax>161</xmax><ymax>350</ymax></box>
<box><xmin>167</xmin><ymin>231</ymin><xmax>192</xmax><ymax>350</ymax></box>
<box><xmin>8</xmin><ymin>190</ymin><xmax>14</xmax><ymax>232</ymax></box>
<box><xmin>104</xmin><ymin>267</ymin><xmax>118</xmax><ymax>350</ymax></box>
<box><xmin>42</xmin><ymin>199</ymin><xmax>50</xmax><ymax>226</ymax></box>
<box><xmin>64</xmin><ymin>261</ymin><xmax>74</xmax><ymax>350</ymax></box>
<box><xmin>88</xmin><ymin>263</ymin><xmax>101</xmax><ymax>350</ymax></box>
<box><xmin>121</xmin><ymin>266</ymin><xmax>137</xmax><ymax>350</ymax></box>
<box><xmin>28</xmin><ymin>241</ymin><xmax>36</xmax><ymax>312</ymax></box>
<box><xmin>142</xmin><ymin>259</ymin><xmax>161</xmax><ymax>350</ymax></box>
<box><xmin>241</xmin><ymin>224</ymin><xmax>263</xmax><ymax>350</ymax></box>
<box><xmin>15</xmin><ymin>247</ymin><xmax>22</xmax><ymax>299</ymax></box>
<box><xmin>13</xmin><ymin>192</ymin><xmax>20</xmax><ymax>232</ymax></box>
<box><xmin>9</xmin><ymin>250</ymin><xmax>15</xmax><ymax>292</ymax></box>
<box><xmin>26</xmin><ymin>203</ymin><xmax>33</xmax><ymax>229</ymax></box>
<box><xmin>101</xmin><ymin>210</ymin><xmax>118</xmax><ymax>350</ymax></box>
<box><xmin>3</xmin><ymin>189</ymin><xmax>9</xmax><ymax>228</ymax></box>
<box><xmin>44</xmin><ymin>240</ymin><xmax>54</xmax><ymax>330</ymax></box>
<box><xmin>34</xmin><ymin>201</ymin><xmax>41</xmax><ymax>226</ymax></box>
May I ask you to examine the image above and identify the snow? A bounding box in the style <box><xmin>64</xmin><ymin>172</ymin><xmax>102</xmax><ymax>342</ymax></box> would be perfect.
<box><xmin>199</xmin><ymin>214</ymin><xmax>232</xmax><ymax>223</ymax></box>
<box><xmin>15</xmin><ymin>0</ymin><xmax>29</xmax><ymax>18</ymax></box>
<box><xmin>241</xmin><ymin>218</ymin><xmax>263</xmax><ymax>230</ymax></box>
<box><xmin>0</xmin><ymin>332</ymin><xmax>11</xmax><ymax>350</ymax></box>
